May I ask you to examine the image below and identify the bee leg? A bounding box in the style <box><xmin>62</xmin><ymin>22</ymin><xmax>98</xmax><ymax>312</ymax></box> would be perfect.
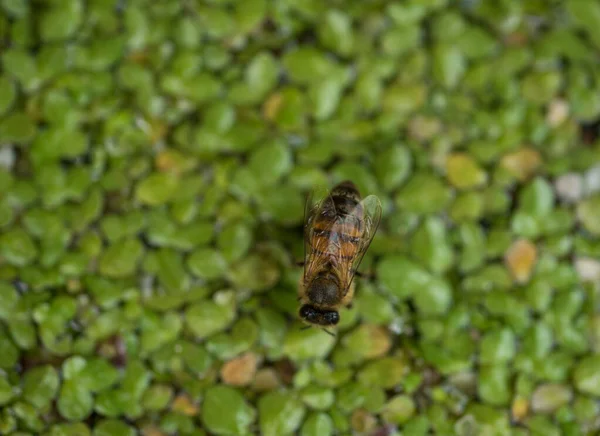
<box><xmin>354</xmin><ymin>271</ymin><xmax>374</xmax><ymax>280</ymax></box>
<box><xmin>295</xmin><ymin>261</ymin><xmax>305</xmax><ymax>267</ymax></box>
<box><xmin>345</xmin><ymin>302</ymin><xmax>354</xmax><ymax>310</ymax></box>
<box><xmin>323</xmin><ymin>329</ymin><xmax>336</xmax><ymax>337</ymax></box>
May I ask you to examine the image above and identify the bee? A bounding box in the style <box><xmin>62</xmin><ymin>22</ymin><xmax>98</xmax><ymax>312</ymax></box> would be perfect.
<box><xmin>298</xmin><ymin>181</ymin><xmax>382</xmax><ymax>330</ymax></box>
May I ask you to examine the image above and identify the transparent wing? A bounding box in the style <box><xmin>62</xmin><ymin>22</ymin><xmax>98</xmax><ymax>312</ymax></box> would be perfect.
<box><xmin>333</xmin><ymin>194</ymin><xmax>382</xmax><ymax>294</ymax></box>
<box><xmin>302</xmin><ymin>186</ymin><xmax>335</xmax><ymax>283</ymax></box>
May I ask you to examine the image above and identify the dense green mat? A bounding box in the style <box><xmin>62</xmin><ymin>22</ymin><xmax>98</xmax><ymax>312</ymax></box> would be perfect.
<box><xmin>1</xmin><ymin>0</ymin><xmax>600</xmax><ymax>435</ymax></box>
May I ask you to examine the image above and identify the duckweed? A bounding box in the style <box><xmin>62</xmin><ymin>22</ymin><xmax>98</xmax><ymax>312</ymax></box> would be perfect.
<box><xmin>0</xmin><ymin>0</ymin><xmax>598</xmax><ymax>434</ymax></box>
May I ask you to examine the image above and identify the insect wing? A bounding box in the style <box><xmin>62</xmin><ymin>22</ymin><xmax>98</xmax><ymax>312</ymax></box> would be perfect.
<box><xmin>302</xmin><ymin>186</ymin><xmax>335</xmax><ymax>283</ymax></box>
<box><xmin>337</xmin><ymin>194</ymin><xmax>382</xmax><ymax>292</ymax></box>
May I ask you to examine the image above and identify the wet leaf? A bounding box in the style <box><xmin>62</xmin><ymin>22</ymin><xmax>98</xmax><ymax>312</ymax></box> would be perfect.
<box><xmin>39</xmin><ymin>0</ymin><xmax>83</xmax><ymax>41</ymax></box>
<box><xmin>342</xmin><ymin>325</ymin><xmax>391</xmax><ymax>360</ymax></box>
<box><xmin>259</xmin><ymin>391</ymin><xmax>306</xmax><ymax>436</ymax></box>
<box><xmin>201</xmin><ymin>386</ymin><xmax>256</xmax><ymax>435</ymax></box>
<box><xmin>283</xmin><ymin>326</ymin><xmax>336</xmax><ymax>361</ymax></box>
<box><xmin>433</xmin><ymin>44</ymin><xmax>466</xmax><ymax>89</ymax></box>
<box><xmin>135</xmin><ymin>173</ymin><xmax>180</xmax><ymax>206</ymax></box>
<box><xmin>374</xmin><ymin>145</ymin><xmax>412</xmax><ymax>191</ymax></box>
<box><xmin>93</xmin><ymin>420</ymin><xmax>136</xmax><ymax>436</ymax></box>
<box><xmin>574</xmin><ymin>355</ymin><xmax>600</xmax><ymax>396</ymax></box>
<box><xmin>577</xmin><ymin>196</ymin><xmax>600</xmax><ymax>235</ymax></box>
<box><xmin>531</xmin><ymin>383</ymin><xmax>572</xmax><ymax>413</ymax></box>
<box><xmin>22</xmin><ymin>365</ymin><xmax>59</xmax><ymax>409</ymax></box>
<box><xmin>301</xmin><ymin>412</ymin><xmax>334</xmax><ymax>436</ymax></box>
<box><xmin>480</xmin><ymin>328</ymin><xmax>516</xmax><ymax>364</ymax></box>
<box><xmin>501</xmin><ymin>148</ymin><xmax>542</xmax><ymax>181</ymax></box>
<box><xmin>478</xmin><ymin>365</ymin><xmax>511</xmax><ymax>406</ymax></box>
<box><xmin>319</xmin><ymin>10</ymin><xmax>354</xmax><ymax>56</ymax></box>
<box><xmin>57</xmin><ymin>381</ymin><xmax>93</xmax><ymax>421</ymax></box>
<box><xmin>382</xmin><ymin>395</ymin><xmax>416</xmax><ymax>424</ymax></box>
<box><xmin>358</xmin><ymin>357</ymin><xmax>407</xmax><ymax>388</ymax></box>
<box><xmin>185</xmin><ymin>292</ymin><xmax>236</xmax><ymax>339</ymax></box>
<box><xmin>446</xmin><ymin>153</ymin><xmax>487</xmax><ymax>189</ymax></box>
<box><xmin>411</xmin><ymin>217</ymin><xmax>454</xmax><ymax>274</ymax></box>
<box><xmin>0</xmin><ymin>375</ymin><xmax>14</xmax><ymax>406</ymax></box>
<box><xmin>396</xmin><ymin>173</ymin><xmax>452</xmax><ymax>214</ymax></box>
<box><xmin>220</xmin><ymin>352</ymin><xmax>259</xmax><ymax>386</ymax></box>
<box><xmin>187</xmin><ymin>248</ymin><xmax>227</xmax><ymax>280</ymax></box>
<box><xmin>505</xmin><ymin>239</ymin><xmax>537</xmax><ymax>284</ymax></box>
<box><xmin>98</xmin><ymin>238</ymin><xmax>143</xmax><ymax>278</ymax></box>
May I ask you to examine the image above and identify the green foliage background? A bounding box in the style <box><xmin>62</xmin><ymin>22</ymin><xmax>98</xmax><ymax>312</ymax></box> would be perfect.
<box><xmin>1</xmin><ymin>0</ymin><xmax>600</xmax><ymax>435</ymax></box>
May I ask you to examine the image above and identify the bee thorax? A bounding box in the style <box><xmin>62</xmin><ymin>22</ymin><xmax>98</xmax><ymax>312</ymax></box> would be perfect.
<box><xmin>307</xmin><ymin>276</ymin><xmax>339</xmax><ymax>306</ymax></box>
<box><xmin>332</xmin><ymin>180</ymin><xmax>361</xmax><ymax>201</ymax></box>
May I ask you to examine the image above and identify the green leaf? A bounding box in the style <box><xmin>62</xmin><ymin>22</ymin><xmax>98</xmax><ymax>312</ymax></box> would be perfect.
<box><xmin>93</xmin><ymin>419</ymin><xmax>136</xmax><ymax>436</ymax></box>
<box><xmin>22</xmin><ymin>365</ymin><xmax>59</xmax><ymax>409</ymax></box>
<box><xmin>201</xmin><ymin>386</ymin><xmax>256</xmax><ymax>435</ymax></box>
<box><xmin>57</xmin><ymin>380</ymin><xmax>93</xmax><ymax>421</ymax></box>
<box><xmin>259</xmin><ymin>391</ymin><xmax>306</xmax><ymax>436</ymax></box>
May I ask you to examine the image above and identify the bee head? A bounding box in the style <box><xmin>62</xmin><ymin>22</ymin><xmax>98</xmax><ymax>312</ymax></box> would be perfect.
<box><xmin>299</xmin><ymin>304</ymin><xmax>339</xmax><ymax>326</ymax></box>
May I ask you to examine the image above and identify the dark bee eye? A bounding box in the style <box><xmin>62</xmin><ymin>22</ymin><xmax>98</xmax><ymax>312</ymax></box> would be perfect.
<box><xmin>323</xmin><ymin>311</ymin><xmax>339</xmax><ymax>325</ymax></box>
<box><xmin>299</xmin><ymin>305</ymin><xmax>317</xmax><ymax>320</ymax></box>
<box><xmin>300</xmin><ymin>305</ymin><xmax>339</xmax><ymax>326</ymax></box>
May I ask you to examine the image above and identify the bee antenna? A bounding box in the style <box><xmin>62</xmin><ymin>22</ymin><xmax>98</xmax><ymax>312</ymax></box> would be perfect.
<box><xmin>323</xmin><ymin>329</ymin><xmax>336</xmax><ymax>337</ymax></box>
<box><xmin>300</xmin><ymin>325</ymin><xmax>312</xmax><ymax>331</ymax></box>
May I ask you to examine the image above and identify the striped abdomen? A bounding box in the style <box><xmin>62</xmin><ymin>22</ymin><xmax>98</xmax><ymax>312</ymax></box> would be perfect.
<box><xmin>310</xmin><ymin>181</ymin><xmax>364</xmax><ymax>260</ymax></box>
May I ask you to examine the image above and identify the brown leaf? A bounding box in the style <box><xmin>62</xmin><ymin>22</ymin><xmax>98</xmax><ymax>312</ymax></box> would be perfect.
<box><xmin>171</xmin><ymin>393</ymin><xmax>199</xmax><ymax>416</ymax></box>
<box><xmin>501</xmin><ymin>148</ymin><xmax>542</xmax><ymax>181</ymax></box>
<box><xmin>141</xmin><ymin>426</ymin><xmax>167</xmax><ymax>436</ymax></box>
<box><xmin>505</xmin><ymin>239</ymin><xmax>538</xmax><ymax>284</ymax></box>
<box><xmin>251</xmin><ymin>368</ymin><xmax>281</xmax><ymax>392</ymax></box>
<box><xmin>220</xmin><ymin>352</ymin><xmax>259</xmax><ymax>386</ymax></box>
<box><xmin>546</xmin><ymin>99</ymin><xmax>569</xmax><ymax>127</ymax></box>
<box><xmin>263</xmin><ymin>93</ymin><xmax>283</xmax><ymax>121</ymax></box>
<box><xmin>351</xmin><ymin>409</ymin><xmax>377</xmax><ymax>434</ymax></box>
<box><xmin>511</xmin><ymin>397</ymin><xmax>529</xmax><ymax>422</ymax></box>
